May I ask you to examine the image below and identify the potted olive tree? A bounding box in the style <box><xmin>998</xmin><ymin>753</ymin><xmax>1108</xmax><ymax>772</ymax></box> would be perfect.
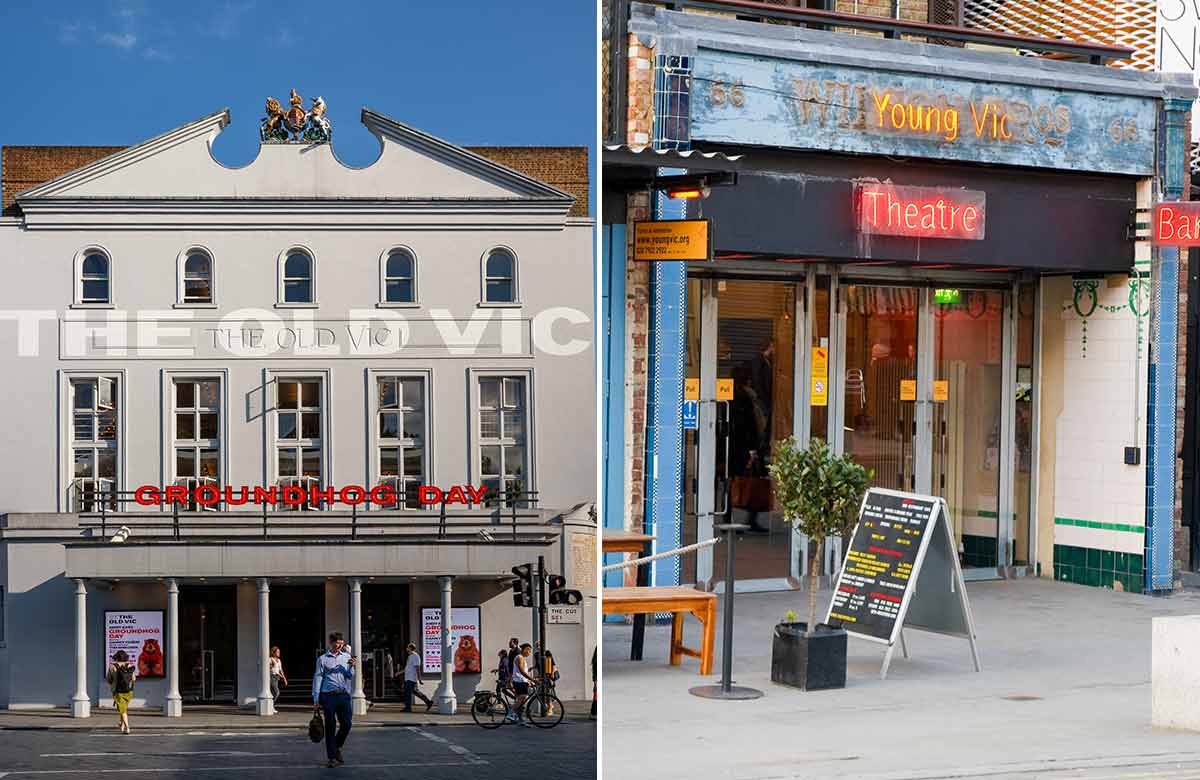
<box><xmin>767</xmin><ymin>437</ymin><xmax>870</xmax><ymax>690</ymax></box>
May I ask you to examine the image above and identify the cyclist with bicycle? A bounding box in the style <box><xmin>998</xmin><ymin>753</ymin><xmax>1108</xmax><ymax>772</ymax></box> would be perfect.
<box><xmin>512</xmin><ymin>643</ymin><xmax>538</xmax><ymax>727</ymax></box>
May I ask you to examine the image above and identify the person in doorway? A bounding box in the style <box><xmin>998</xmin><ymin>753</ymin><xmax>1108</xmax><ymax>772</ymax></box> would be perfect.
<box><xmin>106</xmin><ymin>650</ymin><xmax>136</xmax><ymax>734</ymax></box>
<box><xmin>401</xmin><ymin>642</ymin><xmax>433</xmax><ymax>713</ymax></box>
<box><xmin>590</xmin><ymin>647</ymin><xmax>597</xmax><ymax>719</ymax></box>
<box><xmin>512</xmin><ymin>643</ymin><xmax>538</xmax><ymax>727</ymax></box>
<box><xmin>312</xmin><ymin>632</ymin><xmax>356</xmax><ymax>768</ymax></box>
<box><xmin>269</xmin><ymin>646</ymin><xmax>287</xmax><ymax>702</ymax></box>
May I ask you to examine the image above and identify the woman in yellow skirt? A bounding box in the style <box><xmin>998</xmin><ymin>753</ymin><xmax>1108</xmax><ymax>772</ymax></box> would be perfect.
<box><xmin>106</xmin><ymin>650</ymin><xmax>137</xmax><ymax>734</ymax></box>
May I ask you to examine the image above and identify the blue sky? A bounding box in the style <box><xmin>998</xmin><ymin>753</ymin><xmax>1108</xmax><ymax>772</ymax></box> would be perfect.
<box><xmin>0</xmin><ymin>0</ymin><xmax>596</xmax><ymax>212</ymax></box>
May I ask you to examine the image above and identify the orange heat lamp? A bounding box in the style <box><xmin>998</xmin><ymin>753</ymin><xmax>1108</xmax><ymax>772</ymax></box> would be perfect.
<box><xmin>667</xmin><ymin>185</ymin><xmax>710</xmax><ymax>200</ymax></box>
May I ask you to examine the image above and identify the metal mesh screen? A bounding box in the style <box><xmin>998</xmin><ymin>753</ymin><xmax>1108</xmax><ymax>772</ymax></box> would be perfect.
<box><xmin>962</xmin><ymin>0</ymin><xmax>1155</xmax><ymax>70</ymax></box>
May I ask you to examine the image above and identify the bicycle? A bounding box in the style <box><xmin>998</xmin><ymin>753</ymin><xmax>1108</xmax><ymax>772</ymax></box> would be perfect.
<box><xmin>518</xmin><ymin>679</ymin><xmax>564</xmax><ymax>729</ymax></box>
<box><xmin>470</xmin><ymin>674</ymin><xmax>517</xmax><ymax>729</ymax></box>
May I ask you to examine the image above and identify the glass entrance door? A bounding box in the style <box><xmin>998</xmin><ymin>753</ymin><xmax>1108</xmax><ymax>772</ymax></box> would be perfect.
<box><xmin>685</xmin><ymin>277</ymin><xmax>801</xmax><ymax>590</ymax></box>
<box><xmin>841</xmin><ymin>285</ymin><xmax>921</xmax><ymax>492</ymax></box>
<box><xmin>836</xmin><ymin>283</ymin><xmax>1007</xmax><ymax>576</ymax></box>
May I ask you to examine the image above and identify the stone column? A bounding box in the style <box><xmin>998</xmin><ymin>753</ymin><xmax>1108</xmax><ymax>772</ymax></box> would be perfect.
<box><xmin>164</xmin><ymin>578</ymin><xmax>182</xmax><ymax>717</ymax></box>
<box><xmin>255</xmin><ymin>578</ymin><xmax>274</xmax><ymax>716</ymax></box>
<box><xmin>70</xmin><ymin>579</ymin><xmax>90</xmax><ymax>718</ymax></box>
<box><xmin>348</xmin><ymin>578</ymin><xmax>367</xmax><ymax>715</ymax></box>
<box><xmin>434</xmin><ymin>576</ymin><xmax>456</xmax><ymax>714</ymax></box>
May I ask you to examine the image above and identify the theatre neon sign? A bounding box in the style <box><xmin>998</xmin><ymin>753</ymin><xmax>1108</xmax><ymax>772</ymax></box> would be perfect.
<box><xmin>133</xmin><ymin>484</ymin><xmax>490</xmax><ymax>508</ymax></box>
<box><xmin>857</xmin><ymin>183</ymin><xmax>986</xmax><ymax>241</ymax></box>
<box><xmin>1153</xmin><ymin>202</ymin><xmax>1200</xmax><ymax>247</ymax></box>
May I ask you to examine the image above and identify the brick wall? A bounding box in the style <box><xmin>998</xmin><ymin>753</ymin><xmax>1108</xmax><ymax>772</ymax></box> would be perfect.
<box><xmin>467</xmin><ymin>147</ymin><xmax>590</xmax><ymax>217</ymax></box>
<box><xmin>1</xmin><ymin>146</ymin><xmax>124</xmax><ymax>215</ymax></box>
<box><xmin>624</xmin><ymin>191</ymin><xmax>652</xmax><ymax>557</ymax></box>
<box><xmin>2</xmin><ymin>145</ymin><xmax>588</xmax><ymax>217</ymax></box>
<box><xmin>627</xmin><ymin>33</ymin><xmax>654</xmax><ymax>147</ymax></box>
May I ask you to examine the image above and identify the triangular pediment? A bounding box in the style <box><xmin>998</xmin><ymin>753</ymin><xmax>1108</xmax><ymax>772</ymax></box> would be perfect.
<box><xmin>15</xmin><ymin>107</ymin><xmax>574</xmax><ymax>208</ymax></box>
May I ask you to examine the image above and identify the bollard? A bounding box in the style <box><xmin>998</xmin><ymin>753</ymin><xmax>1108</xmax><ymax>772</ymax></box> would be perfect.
<box><xmin>689</xmin><ymin>522</ymin><xmax>763</xmax><ymax>700</ymax></box>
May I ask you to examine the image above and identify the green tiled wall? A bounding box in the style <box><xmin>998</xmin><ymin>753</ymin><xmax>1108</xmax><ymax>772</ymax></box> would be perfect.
<box><xmin>962</xmin><ymin>534</ymin><xmax>998</xmax><ymax>568</ymax></box>
<box><xmin>1053</xmin><ymin>543</ymin><xmax>1143</xmax><ymax>594</ymax></box>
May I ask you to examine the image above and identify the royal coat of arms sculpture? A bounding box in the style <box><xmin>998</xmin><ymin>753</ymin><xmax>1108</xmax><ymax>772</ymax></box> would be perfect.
<box><xmin>260</xmin><ymin>89</ymin><xmax>332</xmax><ymax>144</ymax></box>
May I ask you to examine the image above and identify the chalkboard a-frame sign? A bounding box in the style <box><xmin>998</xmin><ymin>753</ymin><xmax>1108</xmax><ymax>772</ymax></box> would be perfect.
<box><xmin>824</xmin><ymin>487</ymin><xmax>982</xmax><ymax>679</ymax></box>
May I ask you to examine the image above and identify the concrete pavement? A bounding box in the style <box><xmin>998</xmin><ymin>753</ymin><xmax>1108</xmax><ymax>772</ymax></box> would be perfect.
<box><xmin>602</xmin><ymin>579</ymin><xmax>1200</xmax><ymax>779</ymax></box>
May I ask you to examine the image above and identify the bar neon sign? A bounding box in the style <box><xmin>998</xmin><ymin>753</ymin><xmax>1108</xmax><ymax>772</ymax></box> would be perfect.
<box><xmin>1153</xmin><ymin>202</ymin><xmax>1200</xmax><ymax>247</ymax></box>
<box><xmin>857</xmin><ymin>183</ymin><xmax>986</xmax><ymax>241</ymax></box>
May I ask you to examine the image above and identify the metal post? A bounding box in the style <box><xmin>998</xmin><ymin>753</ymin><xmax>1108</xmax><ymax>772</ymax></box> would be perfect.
<box><xmin>690</xmin><ymin>524</ymin><xmax>763</xmax><ymax>700</ymax></box>
<box><xmin>173</xmin><ymin>501</ymin><xmax>179</xmax><ymax>540</ymax></box>
<box><xmin>262</xmin><ymin>501</ymin><xmax>268</xmax><ymax>539</ymax></box>
<box><xmin>439</xmin><ymin>498</ymin><xmax>447</xmax><ymax>539</ymax></box>
<box><xmin>537</xmin><ymin>555</ymin><xmax>548</xmax><ymax>696</ymax></box>
<box><xmin>351</xmin><ymin>502</ymin><xmax>358</xmax><ymax>540</ymax></box>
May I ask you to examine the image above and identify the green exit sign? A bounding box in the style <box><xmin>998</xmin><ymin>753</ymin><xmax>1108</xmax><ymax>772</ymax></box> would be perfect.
<box><xmin>934</xmin><ymin>288</ymin><xmax>961</xmax><ymax>304</ymax></box>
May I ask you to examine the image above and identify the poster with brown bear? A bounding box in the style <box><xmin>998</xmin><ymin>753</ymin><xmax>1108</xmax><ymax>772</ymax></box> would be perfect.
<box><xmin>105</xmin><ymin>611</ymin><xmax>165</xmax><ymax>679</ymax></box>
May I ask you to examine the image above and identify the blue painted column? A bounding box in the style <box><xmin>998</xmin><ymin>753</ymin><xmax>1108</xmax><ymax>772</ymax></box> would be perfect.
<box><xmin>644</xmin><ymin>191</ymin><xmax>688</xmax><ymax>586</ymax></box>
<box><xmin>603</xmin><ymin>224</ymin><xmax>628</xmax><ymax>590</ymax></box>
<box><xmin>1146</xmin><ymin>96</ymin><xmax>1192</xmax><ymax>592</ymax></box>
<box><xmin>643</xmin><ymin>52</ymin><xmax>694</xmax><ymax>586</ymax></box>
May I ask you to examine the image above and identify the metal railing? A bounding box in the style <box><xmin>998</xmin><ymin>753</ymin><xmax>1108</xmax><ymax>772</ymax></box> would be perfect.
<box><xmin>603</xmin><ymin>0</ymin><xmax>1133</xmax><ymax>145</ymax></box>
<box><xmin>73</xmin><ymin>485</ymin><xmax>546</xmax><ymax>544</ymax></box>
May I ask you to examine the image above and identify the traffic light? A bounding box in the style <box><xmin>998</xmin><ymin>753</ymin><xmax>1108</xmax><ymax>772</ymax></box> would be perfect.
<box><xmin>548</xmin><ymin>573</ymin><xmax>583</xmax><ymax>606</ymax></box>
<box><xmin>511</xmin><ymin>563</ymin><xmax>533</xmax><ymax>608</ymax></box>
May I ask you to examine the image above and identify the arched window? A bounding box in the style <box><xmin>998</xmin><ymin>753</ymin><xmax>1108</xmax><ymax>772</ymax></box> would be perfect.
<box><xmin>78</xmin><ymin>250</ymin><xmax>111</xmax><ymax>305</ymax></box>
<box><xmin>383</xmin><ymin>248</ymin><xmax>416</xmax><ymax>304</ymax></box>
<box><xmin>483</xmin><ymin>248</ymin><xmax>517</xmax><ymax>304</ymax></box>
<box><xmin>180</xmin><ymin>249</ymin><xmax>214</xmax><ymax>304</ymax></box>
<box><xmin>280</xmin><ymin>249</ymin><xmax>315</xmax><ymax>304</ymax></box>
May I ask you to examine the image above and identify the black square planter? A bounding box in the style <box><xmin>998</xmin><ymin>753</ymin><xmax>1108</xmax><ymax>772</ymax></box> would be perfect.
<box><xmin>770</xmin><ymin>622</ymin><xmax>847</xmax><ymax>691</ymax></box>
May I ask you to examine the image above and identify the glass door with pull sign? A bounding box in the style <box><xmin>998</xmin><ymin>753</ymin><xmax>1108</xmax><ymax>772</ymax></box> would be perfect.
<box><xmin>836</xmin><ymin>283</ymin><xmax>1008</xmax><ymax>576</ymax></box>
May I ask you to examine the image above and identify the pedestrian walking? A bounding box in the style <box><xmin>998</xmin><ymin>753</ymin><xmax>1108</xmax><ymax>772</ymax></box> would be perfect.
<box><xmin>312</xmin><ymin>632</ymin><xmax>356</xmax><ymax>768</ymax></box>
<box><xmin>105</xmin><ymin>650</ymin><xmax>136</xmax><ymax>734</ymax></box>
<box><xmin>269</xmin><ymin>646</ymin><xmax>287</xmax><ymax>702</ymax></box>
<box><xmin>402</xmin><ymin>642</ymin><xmax>433</xmax><ymax>713</ymax></box>
<box><xmin>506</xmin><ymin>637</ymin><xmax>520</xmax><ymax>672</ymax></box>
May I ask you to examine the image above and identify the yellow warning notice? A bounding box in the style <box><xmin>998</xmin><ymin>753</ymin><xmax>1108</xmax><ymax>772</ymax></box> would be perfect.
<box><xmin>933</xmin><ymin>379</ymin><xmax>949</xmax><ymax>402</ymax></box>
<box><xmin>632</xmin><ymin>220</ymin><xmax>712</xmax><ymax>262</ymax></box>
<box><xmin>716</xmin><ymin>378</ymin><xmax>734</xmax><ymax>401</ymax></box>
<box><xmin>900</xmin><ymin>379</ymin><xmax>917</xmax><ymax>401</ymax></box>
<box><xmin>811</xmin><ymin>347</ymin><xmax>829</xmax><ymax>407</ymax></box>
<box><xmin>684</xmin><ymin>378</ymin><xmax>700</xmax><ymax>401</ymax></box>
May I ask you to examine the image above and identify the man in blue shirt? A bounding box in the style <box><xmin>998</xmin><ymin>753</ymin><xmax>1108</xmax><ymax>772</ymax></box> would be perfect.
<box><xmin>312</xmin><ymin>632</ymin><xmax>356</xmax><ymax>768</ymax></box>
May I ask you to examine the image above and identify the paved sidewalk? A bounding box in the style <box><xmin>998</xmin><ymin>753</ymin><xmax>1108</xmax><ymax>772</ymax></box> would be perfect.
<box><xmin>603</xmin><ymin>579</ymin><xmax>1200</xmax><ymax>780</ymax></box>
<box><xmin>0</xmin><ymin>702</ymin><xmax>593</xmax><ymax>730</ymax></box>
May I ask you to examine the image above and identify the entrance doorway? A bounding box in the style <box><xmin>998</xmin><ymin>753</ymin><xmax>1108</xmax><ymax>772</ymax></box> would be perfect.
<box><xmin>684</xmin><ymin>278</ymin><xmax>800</xmax><ymax>590</ymax></box>
<box><xmin>180</xmin><ymin>585</ymin><xmax>237</xmax><ymax>704</ymax></box>
<box><xmin>270</xmin><ymin>585</ymin><xmax>325</xmax><ymax>704</ymax></box>
<box><xmin>361</xmin><ymin>583</ymin><xmax>410</xmax><ymax>702</ymax></box>
<box><xmin>840</xmin><ymin>284</ymin><xmax>1005</xmax><ymax>573</ymax></box>
<box><xmin>683</xmin><ymin>271</ymin><xmax>1031</xmax><ymax>589</ymax></box>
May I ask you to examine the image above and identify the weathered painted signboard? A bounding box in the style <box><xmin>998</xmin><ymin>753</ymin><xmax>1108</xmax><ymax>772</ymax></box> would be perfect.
<box><xmin>691</xmin><ymin>49</ymin><xmax>1157</xmax><ymax>175</ymax></box>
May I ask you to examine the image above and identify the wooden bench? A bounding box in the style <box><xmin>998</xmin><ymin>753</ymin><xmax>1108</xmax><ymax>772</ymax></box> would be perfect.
<box><xmin>602</xmin><ymin>586</ymin><xmax>717</xmax><ymax>675</ymax></box>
